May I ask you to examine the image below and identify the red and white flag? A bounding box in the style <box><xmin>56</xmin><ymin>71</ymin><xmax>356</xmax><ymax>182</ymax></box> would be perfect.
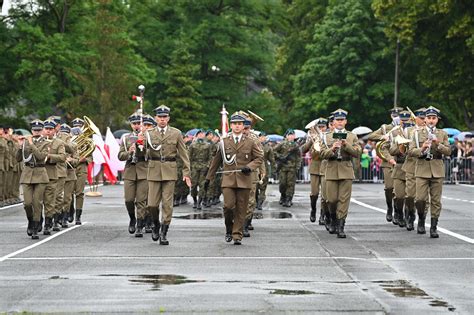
<box><xmin>220</xmin><ymin>104</ymin><xmax>229</xmax><ymax>137</ymax></box>
<box><xmin>105</xmin><ymin>127</ymin><xmax>125</xmax><ymax>174</ymax></box>
<box><xmin>87</xmin><ymin>132</ymin><xmax>117</xmax><ymax>185</ymax></box>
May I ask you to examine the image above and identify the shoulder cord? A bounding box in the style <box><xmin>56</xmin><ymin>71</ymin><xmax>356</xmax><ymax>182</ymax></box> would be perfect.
<box><xmin>22</xmin><ymin>140</ymin><xmax>33</xmax><ymax>163</ymax></box>
<box><xmin>220</xmin><ymin>138</ymin><xmax>236</xmax><ymax>165</ymax></box>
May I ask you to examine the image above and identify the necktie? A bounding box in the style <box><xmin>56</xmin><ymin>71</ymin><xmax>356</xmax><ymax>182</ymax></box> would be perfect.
<box><xmin>160</xmin><ymin>129</ymin><xmax>165</xmax><ymax>136</ymax></box>
<box><xmin>235</xmin><ymin>137</ymin><xmax>239</xmax><ymax>144</ymax></box>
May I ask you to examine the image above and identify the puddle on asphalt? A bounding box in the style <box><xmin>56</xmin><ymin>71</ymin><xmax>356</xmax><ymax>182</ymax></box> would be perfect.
<box><xmin>49</xmin><ymin>276</ymin><xmax>68</xmax><ymax>280</ymax></box>
<box><xmin>174</xmin><ymin>211</ymin><xmax>292</xmax><ymax>220</ymax></box>
<box><xmin>374</xmin><ymin>280</ymin><xmax>455</xmax><ymax>311</ymax></box>
<box><xmin>99</xmin><ymin>274</ymin><xmax>204</xmax><ymax>291</ymax></box>
<box><xmin>269</xmin><ymin>289</ymin><xmax>316</xmax><ymax>295</ymax></box>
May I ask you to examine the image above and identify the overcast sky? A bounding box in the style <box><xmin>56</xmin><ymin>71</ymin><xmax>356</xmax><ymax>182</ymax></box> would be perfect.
<box><xmin>2</xmin><ymin>0</ymin><xmax>12</xmax><ymax>16</ymax></box>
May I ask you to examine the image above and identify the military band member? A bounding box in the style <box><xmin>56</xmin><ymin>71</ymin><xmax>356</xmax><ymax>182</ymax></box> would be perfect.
<box><xmin>175</xmin><ymin>132</ymin><xmax>192</xmax><ymax>207</ymax></box>
<box><xmin>320</xmin><ymin>109</ymin><xmax>362</xmax><ymax>238</ymax></box>
<box><xmin>16</xmin><ymin>120</ymin><xmax>50</xmax><ymax>239</ymax></box>
<box><xmin>368</xmin><ymin>107</ymin><xmax>403</xmax><ymax>222</ymax></box>
<box><xmin>408</xmin><ymin>106</ymin><xmax>451</xmax><ymax>238</ymax></box>
<box><xmin>60</xmin><ymin>124</ymin><xmax>80</xmax><ymax>226</ymax></box>
<box><xmin>402</xmin><ymin>108</ymin><xmax>426</xmax><ymax>231</ymax></box>
<box><xmin>144</xmin><ymin>105</ymin><xmax>191</xmax><ymax>245</ymax></box>
<box><xmin>189</xmin><ymin>129</ymin><xmax>212</xmax><ymax>210</ymax></box>
<box><xmin>388</xmin><ymin>111</ymin><xmax>412</xmax><ymax>228</ymax></box>
<box><xmin>274</xmin><ymin>129</ymin><xmax>301</xmax><ymax>207</ymax></box>
<box><xmin>142</xmin><ymin>114</ymin><xmax>156</xmax><ymax>232</ymax></box>
<box><xmin>302</xmin><ymin>118</ymin><xmax>328</xmax><ymax>224</ymax></box>
<box><xmin>205</xmin><ymin>112</ymin><xmax>264</xmax><ymax>245</ymax></box>
<box><xmin>10</xmin><ymin>131</ymin><xmax>23</xmax><ymax>204</ymax></box>
<box><xmin>118</xmin><ymin>112</ymin><xmax>148</xmax><ymax>237</ymax></box>
<box><xmin>321</xmin><ymin>115</ymin><xmax>334</xmax><ymax>230</ymax></box>
<box><xmin>41</xmin><ymin>119</ymin><xmax>66</xmax><ymax>235</ymax></box>
<box><xmin>256</xmin><ymin>131</ymin><xmax>275</xmax><ymax>210</ymax></box>
<box><xmin>70</xmin><ymin>118</ymin><xmax>91</xmax><ymax>225</ymax></box>
<box><xmin>4</xmin><ymin>128</ymin><xmax>14</xmax><ymax>206</ymax></box>
<box><xmin>0</xmin><ymin>125</ymin><xmax>8</xmax><ymax>208</ymax></box>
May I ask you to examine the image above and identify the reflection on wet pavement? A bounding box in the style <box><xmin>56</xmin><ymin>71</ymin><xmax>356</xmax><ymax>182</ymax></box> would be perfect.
<box><xmin>173</xmin><ymin>211</ymin><xmax>293</xmax><ymax>220</ymax></box>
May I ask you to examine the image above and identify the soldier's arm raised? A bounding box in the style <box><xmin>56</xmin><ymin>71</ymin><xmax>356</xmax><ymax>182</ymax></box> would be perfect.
<box><xmin>47</xmin><ymin>142</ymin><xmax>66</xmax><ymax>163</ymax></box>
<box><xmin>342</xmin><ymin>134</ymin><xmax>362</xmax><ymax>157</ymax></box>
<box><xmin>367</xmin><ymin>127</ymin><xmax>384</xmax><ymax>141</ymax></box>
<box><xmin>117</xmin><ymin>137</ymin><xmax>130</xmax><ymax>161</ymax></box>
<box><xmin>435</xmin><ymin>132</ymin><xmax>451</xmax><ymax>156</ymax></box>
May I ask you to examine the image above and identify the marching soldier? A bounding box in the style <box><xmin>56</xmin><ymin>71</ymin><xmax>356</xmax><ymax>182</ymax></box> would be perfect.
<box><xmin>143</xmin><ymin>105</ymin><xmax>191</xmax><ymax>245</ymax></box>
<box><xmin>118</xmin><ymin>112</ymin><xmax>148</xmax><ymax>237</ymax></box>
<box><xmin>320</xmin><ymin>109</ymin><xmax>362</xmax><ymax>238</ymax></box>
<box><xmin>302</xmin><ymin>118</ymin><xmax>328</xmax><ymax>224</ymax></box>
<box><xmin>206</xmin><ymin>132</ymin><xmax>221</xmax><ymax>207</ymax></box>
<box><xmin>142</xmin><ymin>114</ymin><xmax>156</xmax><ymax>232</ymax></box>
<box><xmin>388</xmin><ymin>111</ymin><xmax>413</xmax><ymax>228</ymax></box>
<box><xmin>256</xmin><ymin>131</ymin><xmax>275</xmax><ymax>210</ymax></box>
<box><xmin>4</xmin><ymin>127</ymin><xmax>14</xmax><ymax>206</ymax></box>
<box><xmin>408</xmin><ymin>106</ymin><xmax>451</xmax><ymax>238</ymax></box>
<box><xmin>0</xmin><ymin>125</ymin><xmax>8</xmax><ymax>208</ymax></box>
<box><xmin>189</xmin><ymin>129</ymin><xmax>212</xmax><ymax>210</ymax></box>
<box><xmin>174</xmin><ymin>132</ymin><xmax>192</xmax><ymax>207</ymax></box>
<box><xmin>60</xmin><ymin>124</ymin><xmax>80</xmax><ymax>227</ymax></box>
<box><xmin>70</xmin><ymin>118</ymin><xmax>91</xmax><ymax>225</ymax></box>
<box><xmin>10</xmin><ymin>131</ymin><xmax>23</xmax><ymax>204</ymax></box>
<box><xmin>42</xmin><ymin>119</ymin><xmax>66</xmax><ymax>235</ymax></box>
<box><xmin>321</xmin><ymin>115</ymin><xmax>334</xmax><ymax>230</ymax></box>
<box><xmin>402</xmin><ymin>108</ymin><xmax>426</xmax><ymax>230</ymax></box>
<box><xmin>368</xmin><ymin>107</ymin><xmax>403</xmax><ymax>222</ymax></box>
<box><xmin>274</xmin><ymin>129</ymin><xmax>301</xmax><ymax>207</ymax></box>
<box><xmin>205</xmin><ymin>111</ymin><xmax>264</xmax><ymax>245</ymax></box>
<box><xmin>16</xmin><ymin>120</ymin><xmax>50</xmax><ymax>239</ymax></box>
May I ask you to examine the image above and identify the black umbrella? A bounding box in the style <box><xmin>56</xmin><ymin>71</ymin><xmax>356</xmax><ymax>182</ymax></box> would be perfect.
<box><xmin>113</xmin><ymin>129</ymin><xmax>130</xmax><ymax>139</ymax></box>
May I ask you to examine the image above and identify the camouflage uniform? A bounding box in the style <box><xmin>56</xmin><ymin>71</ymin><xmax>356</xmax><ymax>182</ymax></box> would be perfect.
<box><xmin>189</xmin><ymin>138</ymin><xmax>212</xmax><ymax>209</ymax></box>
<box><xmin>256</xmin><ymin>142</ymin><xmax>275</xmax><ymax>209</ymax></box>
<box><xmin>274</xmin><ymin>140</ymin><xmax>301</xmax><ymax>207</ymax></box>
<box><xmin>174</xmin><ymin>139</ymin><xmax>192</xmax><ymax>205</ymax></box>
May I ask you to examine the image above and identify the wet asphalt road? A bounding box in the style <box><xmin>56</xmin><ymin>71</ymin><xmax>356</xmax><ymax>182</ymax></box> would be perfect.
<box><xmin>0</xmin><ymin>183</ymin><xmax>473</xmax><ymax>314</ymax></box>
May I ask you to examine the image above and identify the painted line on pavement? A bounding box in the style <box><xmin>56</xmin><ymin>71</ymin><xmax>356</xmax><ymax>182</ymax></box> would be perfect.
<box><xmin>442</xmin><ymin>196</ymin><xmax>474</xmax><ymax>204</ymax></box>
<box><xmin>0</xmin><ymin>202</ymin><xmax>24</xmax><ymax>210</ymax></box>
<box><xmin>459</xmin><ymin>184</ymin><xmax>474</xmax><ymax>188</ymax></box>
<box><xmin>0</xmin><ymin>223</ymin><xmax>86</xmax><ymax>263</ymax></box>
<box><xmin>5</xmin><ymin>256</ymin><xmax>474</xmax><ymax>261</ymax></box>
<box><xmin>351</xmin><ymin>198</ymin><xmax>474</xmax><ymax>244</ymax></box>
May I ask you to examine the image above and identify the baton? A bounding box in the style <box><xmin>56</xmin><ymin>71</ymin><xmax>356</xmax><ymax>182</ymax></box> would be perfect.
<box><xmin>216</xmin><ymin>169</ymin><xmax>243</xmax><ymax>174</ymax></box>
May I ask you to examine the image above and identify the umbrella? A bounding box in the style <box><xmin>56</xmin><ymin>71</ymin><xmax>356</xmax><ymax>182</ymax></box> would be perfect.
<box><xmin>454</xmin><ymin>131</ymin><xmax>473</xmax><ymax>141</ymax></box>
<box><xmin>294</xmin><ymin>129</ymin><xmax>307</xmax><ymax>138</ymax></box>
<box><xmin>113</xmin><ymin>129</ymin><xmax>130</xmax><ymax>139</ymax></box>
<box><xmin>14</xmin><ymin>129</ymin><xmax>32</xmax><ymax>136</ymax></box>
<box><xmin>443</xmin><ymin>128</ymin><xmax>461</xmax><ymax>137</ymax></box>
<box><xmin>352</xmin><ymin>126</ymin><xmax>373</xmax><ymax>136</ymax></box>
<box><xmin>267</xmin><ymin>134</ymin><xmax>284</xmax><ymax>142</ymax></box>
<box><xmin>185</xmin><ymin>128</ymin><xmax>200</xmax><ymax>137</ymax></box>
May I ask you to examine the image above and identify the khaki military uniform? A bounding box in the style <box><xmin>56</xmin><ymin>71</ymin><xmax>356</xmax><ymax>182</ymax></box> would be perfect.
<box><xmin>9</xmin><ymin>140</ymin><xmax>22</xmax><ymax>203</ymax></box>
<box><xmin>0</xmin><ymin>136</ymin><xmax>8</xmax><ymax>206</ymax></box>
<box><xmin>408</xmin><ymin>127</ymin><xmax>451</xmax><ymax>220</ymax></box>
<box><xmin>118</xmin><ymin>132</ymin><xmax>149</xmax><ymax>221</ymax></box>
<box><xmin>55</xmin><ymin>133</ymin><xmax>71</xmax><ymax>220</ymax></box>
<box><xmin>4</xmin><ymin>138</ymin><xmax>14</xmax><ymax>205</ymax></box>
<box><xmin>62</xmin><ymin>138</ymin><xmax>79</xmax><ymax>222</ymax></box>
<box><xmin>73</xmin><ymin>156</ymin><xmax>92</xmax><ymax>211</ymax></box>
<box><xmin>16</xmin><ymin>137</ymin><xmax>50</xmax><ymax>222</ymax></box>
<box><xmin>189</xmin><ymin>139</ymin><xmax>212</xmax><ymax>200</ymax></box>
<box><xmin>206</xmin><ymin>141</ymin><xmax>221</xmax><ymax>202</ymax></box>
<box><xmin>274</xmin><ymin>140</ymin><xmax>301</xmax><ymax>205</ymax></box>
<box><xmin>174</xmin><ymin>139</ymin><xmax>192</xmax><ymax>204</ymax></box>
<box><xmin>43</xmin><ymin>138</ymin><xmax>66</xmax><ymax>219</ymax></box>
<box><xmin>145</xmin><ymin>126</ymin><xmax>190</xmax><ymax>226</ymax></box>
<box><xmin>245</xmin><ymin>133</ymin><xmax>264</xmax><ymax>222</ymax></box>
<box><xmin>207</xmin><ymin>133</ymin><xmax>263</xmax><ymax>241</ymax></box>
<box><xmin>321</xmin><ymin>131</ymin><xmax>361</xmax><ymax>222</ymax></box>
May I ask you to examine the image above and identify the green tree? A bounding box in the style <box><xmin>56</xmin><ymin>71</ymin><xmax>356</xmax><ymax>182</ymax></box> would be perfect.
<box><xmin>373</xmin><ymin>0</ymin><xmax>474</xmax><ymax>129</ymax></box>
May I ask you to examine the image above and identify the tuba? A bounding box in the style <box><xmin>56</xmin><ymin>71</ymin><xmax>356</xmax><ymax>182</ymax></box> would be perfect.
<box><xmin>72</xmin><ymin>116</ymin><xmax>101</xmax><ymax>160</ymax></box>
<box><xmin>375</xmin><ymin>125</ymin><xmax>401</xmax><ymax>161</ymax></box>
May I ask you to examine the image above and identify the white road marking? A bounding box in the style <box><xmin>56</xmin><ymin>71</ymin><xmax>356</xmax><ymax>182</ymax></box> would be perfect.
<box><xmin>459</xmin><ymin>184</ymin><xmax>474</xmax><ymax>188</ymax></box>
<box><xmin>0</xmin><ymin>202</ymin><xmax>23</xmax><ymax>210</ymax></box>
<box><xmin>0</xmin><ymin>223</ymin><xmax>86</xmax><ymax>263</ymax></box>
<box><xmin>5</xmin><ymin>256</ymin><xmax>474</xmax><ymax>261</ymax></box>
<box><xmin>351</xmin><ymin>198</ymin><xmax>474</xmax><ymax>245</ymax></box>
<box><xmin>442</xmin><ymin>196</ymin><xmax>474</xmax><ymax>204</ymax></box>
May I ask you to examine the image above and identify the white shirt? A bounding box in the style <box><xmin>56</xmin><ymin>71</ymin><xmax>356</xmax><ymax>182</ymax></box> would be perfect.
<box><xmin>158</xmin><ymin>126</ymin><xmax>168</xmax><ymax>134</ymax></box>
<box><xmin>233</xmin><ymin>133</ymin><xmax>242</xmax><ymax>144</ymax></box>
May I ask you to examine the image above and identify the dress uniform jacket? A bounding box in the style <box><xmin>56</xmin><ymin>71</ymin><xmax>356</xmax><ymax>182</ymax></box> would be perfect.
<box><xmin>43</xmin><ymin>138</ymin><xmax>66</xmax><ymax>180</ymax></box>
<box><xmin>408</xmin><ymin>127</ymin><xmax>451</xmax><ymax>178</ymax></box>
<box><xmin>320</xmin><ymin>131</ymin><xmax>361</xmax><ymax>179</ymax></box>
<box><xmin>302</xmin><ymin>138</ymin><xmax>324</xmax><ymax>175</ymax></box>
<box><xmin>145</xmin><ymin>126</ymin><xmax>190</xmax><ymax>181</ymax></box>
<box><xmin>207</xmin><ymin>134</ymin><xmax>264</xmax><ymax>188</ymax></box>
<box><xmin>16</xmin><ymin>138</ymin><xmax>50</xmax><ymax>184</ymax></box>
<box><xmin>118</xmin><ymin>133</ymin><xmax>148</xmax><ymax>181</ymax></box>
<box><xmin>368</xmin><ymin>123</ymin><xmax>397</xmax><ymax>167</ymax></box>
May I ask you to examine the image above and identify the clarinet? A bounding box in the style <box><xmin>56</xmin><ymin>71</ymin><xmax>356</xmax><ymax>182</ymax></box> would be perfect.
<box><xmin>424</xmin><ymin>126</ymin><xmax>435</xmax><ymax>160</ymax></box>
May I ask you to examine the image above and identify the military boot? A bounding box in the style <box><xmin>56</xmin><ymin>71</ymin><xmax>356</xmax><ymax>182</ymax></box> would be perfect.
<box><xmin>27</xmin><ymin>219</ymin><xmax>33</xmax><ymax>236</ymax></box>
<box><xmin>151</xmin><ymin>213</ymin><xmax>160</xmax><ymax>242</ymax></box>
<box><xmin>385</xmin><ymin>188</ymin><xmax>394</xmax><ymax>222</ymax></box>
<box><xmin>225</xmin><ymin>225</ymin><xmax>232</xmax><ymax>242</ymax></box>
<box><xmin>52</xmin><ymin>213</ymin><xmax>61</xmax><ymax>231</ymax></box>
<box><xmin>135</xmin><ymin>219</ymin><xmax>144</xmax><ymax>238</ymax></box>
<box><xmin>279</xmin><ymin>194</ymin><xmax>285</xmax><ymax>205</ymax></box>
<box><xmin>75</xmin><ymin>209</ymin><xmax>82</xmax><ymax>225</ymax></box>
<box><xmin>144</xmin><ymin>215</ymin><xmax>152</xmax><ymax>233</ymax></box>
<box><xmin>38</xmin><ymin>215</ymin><xmax>43</xmax><ymax>233</ymax></box>
<box><xmin>394</xmin><ymin>198</ymin><xmax>406</xmax><ymax>228</ymax></box>
<box><xmin>328</xmin><ymin>210</ymin><xmax>337</xmax><ymax>235</ymax></box>
<box><xmin>197</xmin><ymin>197</ymin><xmax>203</xmax><ymax>210</ymax></box>
<box><xmin>159</xmin><ymin>224</ymin><xmax>169</xmax><ymax>245</ymax></box>
<box><xmin>256</xmin><ymin>199</ymin><xmax>263</xmax><ymax>210</ymax></box>
<box><xmin>212</xmin><ymin>197</ymin><xmax>219</xmax><ymax>205</ymax></box>
<box><xmin>68</xmin><ymin>201</ymin><xmax>75</xmax><ymax>223</ymax></box>
<box><xmin>203</xmin><ymin>198</ymin><xmax>211</xmax><ymax>208</ymax></box>
<box><xmin>337</xmin><ymin>219</ymin><xmax>346</xmax><ymax>238</ymax></box>
<box><xmin>125</xmin><ymin>201</ymin><xmax>136</xmax><ymax>234</ymax></box>
<box><xmin>247</xmin><ymin>217</ymin><xmax>254</xmax><ymax>231</ymax></box>
<box><xmin>284</xmin><ymin>197</ymin><xmax>292</xmax><ymax>207</ymax></box>
<box><xmin>322</xmin><ymin>201</ymin><xmax>330</xmax><ymax>231</ymax></box>
<box><xmin>243</xmin><ymin>220</ymin><xmax>250</xmax><ymax>237</ymax></box>
<box><xmin>43</xmin><ymin>217</ymin><xmax>52</xmax><ymax>235</ymax></box>
<box><xmin>32</xmin><ymin>221</ymin><xmax>40</xmax><ymax>240</ymax></box>
<box><xmin>180</xmin><ymin>195</ymin><xmax>188</xmax><ymax>205</ymax></box>
<box><xmin>405</xmin><ymin>198</ymin><xmax>415</xmax><ymax>231</ymax></box>
<box><xmin>309</xmin><ymin>196</ymin><xmax>317</xmax><ymax>223</ymax></box>
<box><xmin>192</xmin><ymin>196</ymin><xmax>198</xmax><ymax>209</ymax></box>
<box><xmin>25</xmin><ymin>205</ymin><xmax>34</xmax><ymax>236</ymax></box>
<box><xmin>415</xmin><ymin>200</ymin><xmax>426</xmax><ymax>234</ymax></box>
<box><xmin>430</xmin><ymin>218</ymin><xmax>439</xmax><ymax>238</ymax></box>
<box><xmin>173</xmin><ymin>196</ymin><xmax>180</xmax><ymax>207</ymax></box>
<box><xmin>62</xmin><ymin>212</ymin><xmax>69</xmax><ymax>228</ymax></box>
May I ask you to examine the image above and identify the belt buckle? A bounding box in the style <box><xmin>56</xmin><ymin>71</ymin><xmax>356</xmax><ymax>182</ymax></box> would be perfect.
<box><xmin>425</xmin><ymin>153</ymin><xmax>433</xmax><ymax>161</ymax></box>
<box><xmin>160</xmin><ymin>156</ymin><xmax>166</xmax><ymax>162</ymax></box>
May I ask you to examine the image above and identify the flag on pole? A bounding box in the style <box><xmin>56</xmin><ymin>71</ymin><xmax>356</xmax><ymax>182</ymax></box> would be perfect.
<box><xmin>220</xmin><ymin>104</ymin><xmax>229</xmax><ymax>137</ymax></box>
<box><xmin>105</xmin><ymin>127</ymin><xmax>125</xmax><ymax>174</ymax></box>
<box><xmin>87</xmin><ymin>133</ymin><xmax>117</xmax><ymax>185</ymax></box>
